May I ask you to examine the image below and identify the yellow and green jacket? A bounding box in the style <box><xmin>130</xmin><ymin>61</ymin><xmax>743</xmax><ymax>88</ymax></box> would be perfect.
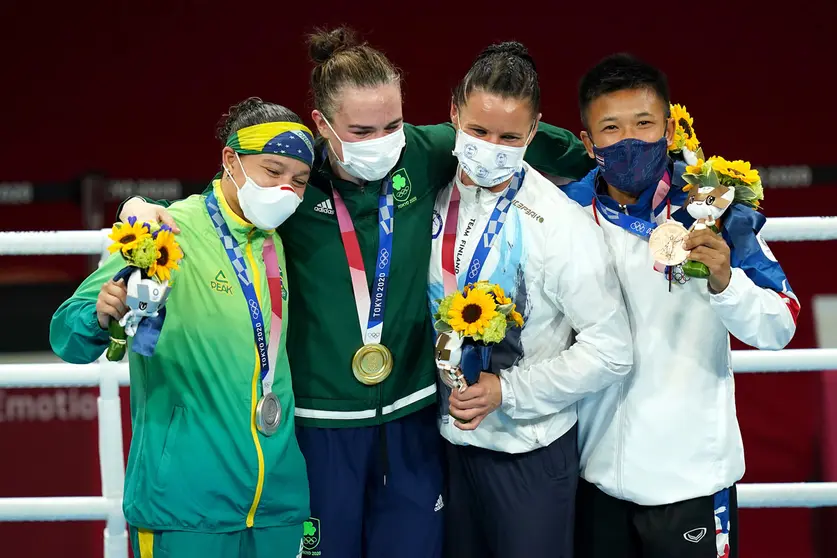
<box><xmin>50</xmin><ymin>181</ymin><xmax>309</xmax><ymax>532</ymax></box>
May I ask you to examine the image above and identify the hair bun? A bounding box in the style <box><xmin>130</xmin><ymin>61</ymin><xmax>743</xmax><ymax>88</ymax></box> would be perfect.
<box><xmin>308</xmin><ymin>27</ymin><xmax>358</xmax><ymax>65</ymax></box>
<box><xmin>477</xmin><ymin>41</ymin><xmax>535</xmax><ymax>70</ymax></box>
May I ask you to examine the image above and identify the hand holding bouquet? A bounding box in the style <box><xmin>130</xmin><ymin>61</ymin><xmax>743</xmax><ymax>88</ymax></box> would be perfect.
<box><xmin>433</xmin><ymin>281</ymin><xmax>523</xmax><ymax>392</ymax></box>
<box><xmin>680</xmin><ymin>157</ymin><xmax>764</xmax><ymax>278</ymax></box>
<box><xmin>104</xmin><ymin>217</ymin><xmax>183</xmax><ymax>361</ymax></box>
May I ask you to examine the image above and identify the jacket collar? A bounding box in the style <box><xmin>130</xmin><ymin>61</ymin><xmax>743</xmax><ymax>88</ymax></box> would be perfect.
<box><xmin>209</xmin><ymin>179</ymin><xmax>272</xmax><ymax>245</ymax></box>
<box><xmin>593</xmin><ymin>161</ymin><xmax>675</xmax><ymax>221</ymax></box>
<box><xmin>311</xmin><ymin>141</ymin><xmax>385</xmax><ymax>199</ymax></box>
<box><xmin>454</xmin><ymin>162</ymin><xmax>527</xmax><ymax>209</ymax></box>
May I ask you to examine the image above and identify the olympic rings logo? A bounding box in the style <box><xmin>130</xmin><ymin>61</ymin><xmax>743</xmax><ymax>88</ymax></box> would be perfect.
<box><xmin>630</xmin><ymin>221</ymin><xmax>646</xmax><ymax>233</ymax></box>
<box><xmin>249</xmin><ymin>299</ymin><xmax>261</xmax><ymax>319</ymax></box>
<box><xmin>378</xmin><ymin>249</ymin><xmax>390</xmax><ymax>269</ymax></box>
<box><xmin>469</xmin><ymin>260</ymin><xmax>481</xmax><ymax>278</ymax></box>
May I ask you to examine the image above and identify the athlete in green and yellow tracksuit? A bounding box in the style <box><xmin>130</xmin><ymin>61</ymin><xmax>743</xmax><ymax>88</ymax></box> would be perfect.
<box><xmin>50</xmin><ymin>107</ymin><xmax>316</xmax><ymax>558</ymax></box>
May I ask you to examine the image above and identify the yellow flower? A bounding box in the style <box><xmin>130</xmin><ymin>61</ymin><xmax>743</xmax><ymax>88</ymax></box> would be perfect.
<box><xmin>669</xmin><ymin>103</ymin><xmax>700</xmax><ymax>153</ymax></box>
<box><xmin>509</xmin><ymin>306</ymin><xmax>524</xmax><ymax>328</ymax></box>
<box><xmin>709</xmin><ymin>156</ymin><xmax>760</xmax><ymax>186</ymax></box>
<box><xmin>447</xmin><ymin>288</ymin><xmax>498</xmax><ymax>337</ymax></box>
<box><xmin>108</xmin><ymin>218</ymin><xmax>151</xmax><ymax>255</ymax></box>
<box><xmin>685</xmin><ymin>159</ymin><xmax>705</xmax><ymax>176</ymax></box>
<box><xmin>492</xmin><ymin>284</ymin><xmax>512</xmax><ymax>305</ymax></box>
<box><xmin>147</xmin><ymin>228</ymin><xmax>183</xmax><ymax>283</ymax></box>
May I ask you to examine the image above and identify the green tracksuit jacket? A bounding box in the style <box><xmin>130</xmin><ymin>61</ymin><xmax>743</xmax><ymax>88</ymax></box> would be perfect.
<box><xmin>126</xmin><ymin>123</ymin><xmax>595</xmax><ymax>428</ymax></box>
<box><xmin>50</xmin><ymin>181</ymin><xmax>309</xmax><ymax>532</ymax></box>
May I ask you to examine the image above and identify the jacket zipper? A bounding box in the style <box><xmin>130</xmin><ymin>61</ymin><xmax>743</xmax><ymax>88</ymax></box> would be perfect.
<box><xmin>244</xmin><ymin>230</ymin><xmax>266</xmax><ymax>527</ymax></box>
<box><xmin>615</xmin><ymin>222</ymin><xmax>629</xmax><ymax>498</ymax></box>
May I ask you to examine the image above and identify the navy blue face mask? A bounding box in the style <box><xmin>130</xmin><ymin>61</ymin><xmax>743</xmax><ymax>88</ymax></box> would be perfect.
<box><xmin>592</xmin><ymin>136</ymin><xmax>669</xmax><ymax>197</ymax></box>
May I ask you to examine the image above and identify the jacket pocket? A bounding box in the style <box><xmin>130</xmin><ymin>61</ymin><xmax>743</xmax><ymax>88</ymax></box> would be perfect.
<box><xmin>156</xmin><ymin>405</ymin><xmax>184</xmax><ymax>489</ymax></box>
<box><xmin>542</xmin><ymin>425</ymin><xmax>578</xmax><ymax>482</ymax></box>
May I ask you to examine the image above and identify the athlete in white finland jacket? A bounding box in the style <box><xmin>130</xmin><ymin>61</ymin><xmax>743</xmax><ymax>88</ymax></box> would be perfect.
<box><xmin>561</xmin><ymin>161</ymin><xmax>801</xmax><ymax>506</ymax></box>
<box><xmin>427</xmin><ymin>161</ymin><xmax>634</xmax><ymax>453</ymax></box>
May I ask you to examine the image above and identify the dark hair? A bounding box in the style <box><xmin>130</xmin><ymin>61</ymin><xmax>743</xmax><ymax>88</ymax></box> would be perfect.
<box><xmin>308</xmin><ymin>26</ymin><xmax>401</xmax><ymax>119</ymax></box>
<box><xmin>215</xmin><ymin>97</ymin><xmax>303</xmax><ymax>144</ymax></box>
<box><xmin>578</xmin><ymin>53</ymin><xmax>670</xmax><ymax>128</ymax></box>
<box><xmin>453</xmin><ymin>41</ymin><xmax>540</xmax><ymax>115</ymax></box>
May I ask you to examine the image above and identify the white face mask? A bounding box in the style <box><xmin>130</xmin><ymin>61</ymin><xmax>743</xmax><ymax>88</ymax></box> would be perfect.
<box><xmin>323</xmin><ymin>117</ymin><xmax>406</xmax><ymax>182</ymax></box>
<box><xmin>224</xmin><ymin>153</ymin><xmax>302</xmax><ymax>230</ymax></box>
<box><xmin>452</xmin><ymin>119</ymin><xmax>535</xmax><ymax>188</ymax></box>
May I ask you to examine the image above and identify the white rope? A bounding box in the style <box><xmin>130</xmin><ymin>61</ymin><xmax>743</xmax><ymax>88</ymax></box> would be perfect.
<box><xmin>0</xmin><ymin>497</ymin><xmax>113</xmax><ymax>521</ymax></box>
<box><xmin>760</xmin><ymin>216</ymin><xmax>837</xmax><ymax>242</ymax></box>
<box><xmin>0</xmin><ymin>348</ymin><xmax>832</xmax><ymax>388</ymax></box>
<box><xmin>738</xmin><ymin>482</ymin><xmax>837</xmax><ymax>508</ymax></box>
<box><xmin>732</xmin><ymin>348</ymin><xmax>837</xmax><ymax>372</ymax></box>
<box><xmin>0</xmin><ymin>362</ymin><xmax>130</xmax><ymax>387</ymax></box>
<box><xmin>1</xmin><ymin>216</ymin><xmax>834</xmax><ymax>256</ymax></box>
<box><xmin>0</xmin><ymin>482</ymin><xmax>835</xmax><ymax>519</ymax></box>
<box><xmin>0</xmin><ymin>229</ymin><xmax>112</xmax><ymax>255</ymax></box>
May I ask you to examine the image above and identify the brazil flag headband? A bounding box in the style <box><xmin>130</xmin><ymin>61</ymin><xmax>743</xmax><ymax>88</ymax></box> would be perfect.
<box><xmin>226</xmin><ymin>122</ymin><xmax>315</xmax><ymax>167</ymax></box>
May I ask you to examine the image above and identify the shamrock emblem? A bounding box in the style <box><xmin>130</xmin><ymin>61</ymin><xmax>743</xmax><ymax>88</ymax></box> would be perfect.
<box><xmin>392</xmin><ymin>174</ymin><xmax>406</xmax><ymax>191</ymax></box>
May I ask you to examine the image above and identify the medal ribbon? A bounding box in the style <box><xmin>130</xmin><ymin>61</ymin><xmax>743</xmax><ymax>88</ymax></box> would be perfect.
<box><xmin>441</xmin><ymin>169</ymin><xmax>525</xmax><ymax>295</ymax></box>
<box><xmin>206</xmin><ymin>191</ymin><xmax>282</xmax><ymax>397</ymax></box>
<box><xmin>592</xmin><ymin>197</ymin><xmax>660</xmax><ymax>239</ymax></box>
<box><xmin>263</xmin><ymin>237</ymin><xmax>284</xmax><ymax>375</ymax></box>
<box><xmin>331</xmin><ymin>177</ymin><xmax>395</xmax><ymax>346</ymax></box>
<box><xmin>591</xmin><ymin>170</ymin><xmax>673</xmax><ymax>238</ymax></box>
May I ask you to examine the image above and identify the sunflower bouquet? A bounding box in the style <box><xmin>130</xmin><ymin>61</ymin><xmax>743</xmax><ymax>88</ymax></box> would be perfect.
<box><xmin>679</xmin><ymin>156</ymin><xmax>764</xmax><ymax>277</ymax></box>
<box><xmin>668</xmin><ymin>103</ymin><xmax>705</xmax><ymax>165</ymax></box>
<box><xmin>433</xmin><ymin>281</ymin><xmax>524</xmax><ymax>390</ymax></box>
<box><xmin>105</xmin><ymin>216</ymin><xmax>183</xmax><ymax>361</ymax></box>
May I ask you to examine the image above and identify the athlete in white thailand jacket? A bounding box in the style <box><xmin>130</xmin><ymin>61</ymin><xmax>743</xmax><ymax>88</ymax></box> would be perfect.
<box><xmin>427</xmin><ymin>161</ymin><xmax>634</xmax><ymax>454</ymax></box>
<box><xmin>562</xmin><ymin>162</ymin><xmax>801</xmax><ymax>506</ymax></box>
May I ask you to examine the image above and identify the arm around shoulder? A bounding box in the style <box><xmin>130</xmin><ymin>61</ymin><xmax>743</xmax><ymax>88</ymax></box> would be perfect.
<box><xmin>524</xmin><ymin>123</ymin><xmax>596</xmax><ymax>181</ymax></box>
<box><xmin>499</xmin><ymin>206</ymin><xmax>633</xmax><ymax>420</ymax></box>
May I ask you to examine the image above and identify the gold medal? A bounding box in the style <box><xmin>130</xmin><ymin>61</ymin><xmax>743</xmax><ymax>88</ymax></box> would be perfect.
<box><xmin>649</xmin><ymin>221</ymin><xmax>690</xmax><ymax>266</ymax></box>
<box><xmin>352</xmin><ymin>343</ymin><xmax>393</xmax><ymax>385</ymax></box>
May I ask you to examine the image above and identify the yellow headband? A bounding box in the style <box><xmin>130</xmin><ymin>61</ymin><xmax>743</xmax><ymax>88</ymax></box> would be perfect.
<box><xmin>227</xmin><ymin>122</ymin><xmax>316</xmax><ymax>166</ymax></box>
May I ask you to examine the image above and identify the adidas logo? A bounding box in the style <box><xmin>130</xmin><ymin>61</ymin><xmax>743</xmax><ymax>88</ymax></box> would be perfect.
<box><xmin>434</xmin><ymin>495</ymin><xmax>444</xmax><ymax>512</ymax></box>
<box><xmin>314</xmin><ymin>199</ymin><xmax>335</xmax><ymax>215</ymax></box>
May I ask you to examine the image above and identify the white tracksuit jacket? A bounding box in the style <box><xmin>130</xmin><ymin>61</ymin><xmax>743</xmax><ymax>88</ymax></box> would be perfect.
<box><xmin>562</xmin><ymin>165</ymin><xmax>800</xmax><ymax>506</ymax></box>
<box><xmin>427</xmin><ymin>162</ymin><xmax>634</xmax><ymax>454</ymax></box>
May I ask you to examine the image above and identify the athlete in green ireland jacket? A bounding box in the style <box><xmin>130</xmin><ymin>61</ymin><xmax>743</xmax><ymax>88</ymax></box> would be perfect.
<box><xmin>118</xmin><ymin>28</ymin><xmax>595</xmax><ymax>558</ymax></box>
<box><xmin>50</xmin><ymin>101</ymin><xmax>315</xmax><ymax>558</ymax></box>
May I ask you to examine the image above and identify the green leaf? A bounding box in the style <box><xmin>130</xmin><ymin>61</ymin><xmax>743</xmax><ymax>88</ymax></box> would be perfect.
<box><xmin>434</xmin><ymin>319</ymin><xmax>453</xmax><ymax>333</ymax></box>
<box><xmin>706</xmin><ymin>169</ymin><xmax>720</xmax><ymax>188</ymax></box>
<box><xmin>496</xmin><ymin>303</ymin><xmax>515</xmax><ymax>315</ymax></box>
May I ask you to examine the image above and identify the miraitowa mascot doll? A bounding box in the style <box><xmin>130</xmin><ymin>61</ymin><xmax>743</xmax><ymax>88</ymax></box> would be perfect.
<box><xmin>105</xmin><ymin>218</ymin><xmax>182</xmax><ymax>361</ymax></box>
<box><xmin>681</xmin><ymin>184</ymin><xmax>737</xmax><ymax>278</ymax></box>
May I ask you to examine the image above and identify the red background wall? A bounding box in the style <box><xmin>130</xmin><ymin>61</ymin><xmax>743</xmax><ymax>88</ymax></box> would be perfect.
<box><xmin>1</xmin><ymin>1</ymin><xmax>836</xmax><ymax>556</ymax></box>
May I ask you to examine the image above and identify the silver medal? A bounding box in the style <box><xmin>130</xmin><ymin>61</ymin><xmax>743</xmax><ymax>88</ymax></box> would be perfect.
<box><xmin>255</xmin><ymin>392</ymin><xmax>281</xmax><ymax>436</ymax></box>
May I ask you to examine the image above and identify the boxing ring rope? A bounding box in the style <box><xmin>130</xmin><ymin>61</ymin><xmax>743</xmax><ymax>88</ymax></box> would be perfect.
<box><xmin>0</xmin><ymin>216</ymin><xmax>836</xmax><ymax>558</ymax></box>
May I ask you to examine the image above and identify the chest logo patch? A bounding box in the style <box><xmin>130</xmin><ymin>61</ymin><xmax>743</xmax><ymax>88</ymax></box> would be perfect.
<box><xmin>211</xmin><ymin>269</ymin><xmax>233</xmax><ymax>295</ymax></box>
<box><xmin>391</xmin><ymin>168</ymin><xmax>417</xmax><ymax>208</ymax></box>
